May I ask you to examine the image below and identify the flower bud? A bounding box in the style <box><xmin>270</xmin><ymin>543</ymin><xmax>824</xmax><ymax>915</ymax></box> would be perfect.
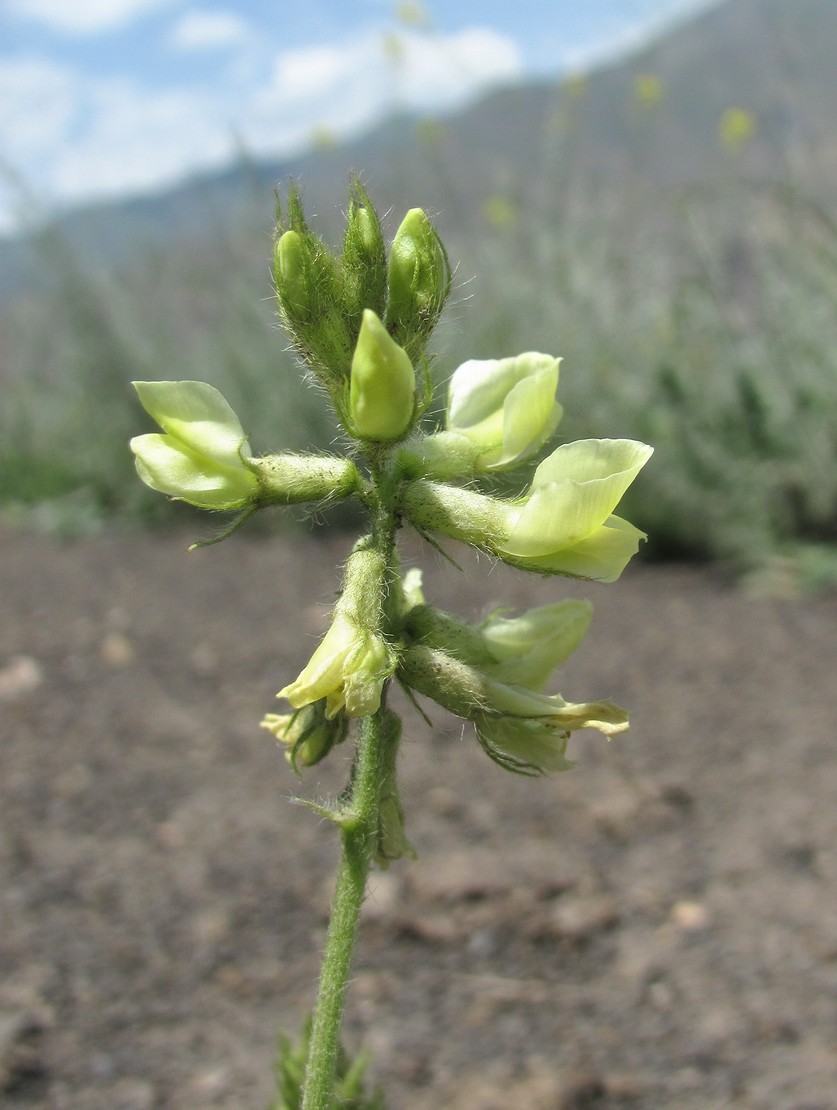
<box><xmin>349</xmin><ymin>309</ymin><xmax>416</xmax><ymax>441</ymax></box>
<box><xmin>130</xmin><ymin>380</ymin><xmax>258</xmax><ymax>510</ymax></box>
<box><xmin>385</xmin><ymin>208</ymin><xmax>451</xmax><ymax>357</ymax></box>
<box><xmin>273</xmin><ymin>189</ymin><xmax>354</xmax><ymax>392</ymax></box>
<box><xmin>274</xmin><ymin>230</ymin><xmax>312</xmax><ymax>317</ymax></box>
<box><xmin>340</xmin><ymin>183</ymin><xmax>387</xmax><ymax>326</ymax></box>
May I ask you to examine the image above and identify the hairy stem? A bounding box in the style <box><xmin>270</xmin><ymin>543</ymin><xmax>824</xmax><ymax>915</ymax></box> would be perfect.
<box><xmin>300</xmin><ymin>706</ymin><xmax>387</xmax><ymax>1110</ymax></box>
<box><xmin>301</xmin><ymin>475</ymin><xmax>399</xmax><ymax>1109</ymax></box>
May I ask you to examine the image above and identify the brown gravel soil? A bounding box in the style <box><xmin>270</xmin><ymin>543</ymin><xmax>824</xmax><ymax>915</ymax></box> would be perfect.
<box><xmin>2</xmin><ymin>522</ymin><xmax>837</xmax><ymax>1110</ymax></box>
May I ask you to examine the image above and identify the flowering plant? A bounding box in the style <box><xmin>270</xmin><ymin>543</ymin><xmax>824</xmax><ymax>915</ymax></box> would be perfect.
<box><xmin>130</xmin><ymin>180</ymin><xmax>651</xmax><ymax>1108</ymax></box>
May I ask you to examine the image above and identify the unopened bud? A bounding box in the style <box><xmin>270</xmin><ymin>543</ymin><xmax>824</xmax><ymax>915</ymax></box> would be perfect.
<box><xmin>274</xmin><ymin>229</ymin><xmax>311</xmax><ymax>318</ymax></box>
<box><xmin>385</xmin><ymin>208</ymin><xmax>451</xmax><ymax>357</ymax></box>
<box><xmin>349</xmin><ymin>309</ymin><xmax>416</xmax><ymax>441</ymax></box>
<box><xmin>341</xmin><ymin>184</ymin><xmax>387</xmax><ymax>326</ymax></box>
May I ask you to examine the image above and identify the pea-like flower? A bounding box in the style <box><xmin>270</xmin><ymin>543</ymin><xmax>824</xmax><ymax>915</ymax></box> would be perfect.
<box><xmin>403</xmin><ymin>438</ymin><xmax>653</xmax><ymax>582</ymax></box>
<box><xmin>130</xmin><ymin>380</ymin><xmax>258</xmax><ymax>509</ymax></box>
<box><xmin>477</xmin><ymin>599</ymin><xmax>592</xmax><ymax>689</ymax></box>
<box><xmin>279</xmin><ymin>611</ymin><xmax>392</xmax><ymax>718</ymax></box>
<box><xmin>278</xmin><ymin>544</ymin><xmax>395</xmax><ymax>718</ymax></box>
<box><xmin>398</xmin><ymin>642</ymin><xmax>627</xmax><ymax>775</ymax></box>
<box><xmin>403</xmin><ymin>595</ymin><xmax>592</xmax><ymax>691</ymax></box>
<box><xmin>447</xmin><ymin>352</ymin><xmax>563</xmax><ymax>469</ymax></box>
<box><xmin>398</xmin><ymin>352</ymin><xmax>562</xmax><ymax>479</ymax></box>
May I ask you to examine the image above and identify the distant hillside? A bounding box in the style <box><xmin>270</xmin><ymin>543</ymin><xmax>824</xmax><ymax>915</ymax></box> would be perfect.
<box><xmin>2</xmin><ymin>0</ymin><xmax>836</xmax><ymax>305</ymax></box>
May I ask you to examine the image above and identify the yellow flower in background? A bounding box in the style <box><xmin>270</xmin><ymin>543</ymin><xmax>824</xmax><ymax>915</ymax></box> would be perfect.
<box><xmin>634</xmin><ymin>73</ymin><xmax>663</xmax><ymax>108</ymax></box>
<box><xmin>483</xmin><ymin>195</ymin><xmax>518</xmax><ymax>230</ymax></box>
<box><xmin>563</xmin><ymin>72</ymin><xmax>587</xmax><ymax>98</ymax></box>
<box><xmin>395</xmin><ymin>1</ymin><xmax>430</xmax><ymax>28</ymax></box>
<box><xmin>719</xmin><ymin>108</ymin><xmax>756</xmax><ymax>152</ymax></box>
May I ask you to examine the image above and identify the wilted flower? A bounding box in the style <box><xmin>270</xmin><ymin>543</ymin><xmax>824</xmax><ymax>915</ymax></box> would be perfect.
<box><xmin>398</xmin><ymin>642</ymin><xmax>627</xmax><ymax>774</ymax></box>
<box><xmin>130</xmin><ymin>380</ymin><xmax>258</xmax><ymax>509</ymax></box>
<box><xmin>261</xmin><ymin>700</ymin><xmax>349</xmax><ymax>769</ymax></box>
<box><xmin>279</xmin><ymin>610</ymin><xmax>392</xmax><ymax>719</ymax></box>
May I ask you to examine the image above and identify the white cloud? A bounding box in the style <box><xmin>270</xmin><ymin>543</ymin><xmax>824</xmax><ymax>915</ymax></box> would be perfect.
<box><xmin>250</xmin><ymin>26</ymin><xmax>522</xmax><ymax>143</ymax></box>
<box><xmin>0</xmin><ymin>26</ymin><xmax>522</xmax><ymax>233</ymax></box>
<box><xmin>7</xmin><ymin>0</ymin><xmax>179</xmax><ymax>35</ymax></box>
<box><xmin>167</xmin><ymin>9</ymin><xmax>251</xmax><ymax>51</ymax></box>
<box><xmin>0</xmin><ymin>58</ymin><xmax>82</xmax><ymax>158</ymax></box>
<box><xmin>383</xmin><ymin>27</ymin><xmax>522</xmax><ymax>109</ymax></box>
<box><xmin>50</xmin><ymin>81</ymin><xmax>231</xmax><ymax>199</ymax></box>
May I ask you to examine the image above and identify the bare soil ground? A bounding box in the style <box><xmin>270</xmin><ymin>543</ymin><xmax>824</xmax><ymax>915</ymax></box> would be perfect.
<box><xmin>2</xmin><ymin>523</ymin><xmax>837</xmax><ymax>1109</ymax></box>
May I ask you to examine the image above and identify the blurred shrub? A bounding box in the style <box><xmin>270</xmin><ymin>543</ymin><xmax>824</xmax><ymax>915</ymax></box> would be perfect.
<box><xmin>2</xmin><ymin>173</ymin><xmax>836</xmax><ymax>574</ymax></box>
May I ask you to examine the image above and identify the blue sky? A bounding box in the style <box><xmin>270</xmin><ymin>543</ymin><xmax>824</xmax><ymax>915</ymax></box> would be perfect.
<box><xmin>0</xmin><ymin>0</ymin><xmax>718</xmax><ymax>235</ymax></box>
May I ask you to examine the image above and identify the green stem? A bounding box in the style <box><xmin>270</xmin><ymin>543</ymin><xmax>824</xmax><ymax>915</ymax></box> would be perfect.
<box><xmin>302</xmin><ymin>477</ymin><xmax>399</xmax><ymax>1110</ymax></box>
<box><xmin>300</xmin><ymin>706</ymin><xmax>386</xmax><ymax>1110</ymax></box>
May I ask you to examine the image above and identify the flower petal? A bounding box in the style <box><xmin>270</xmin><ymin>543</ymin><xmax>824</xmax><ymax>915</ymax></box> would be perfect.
<box><xmin>502</xmin><ymin>439</ymin><xmax>652</xmax><ymax>556</ymax></box>
<box><xmin>510</xmin><ymin>515</ymin><xmax>647</xmax><ymax>582</ymax></box>
<box><xmin>496</xmin><ymin>369</ymin><xmax>562</xmax><ymax>467</ymax></box>
<box><xmin>130</xmin><ymin>433</ymin><xmax>257</xmax><ymax>508</ymax></box>
<box><xmin>133</xmin><ymin>380</ymin><xmax>251</xmax><ymax>462</ymax></box>
<box><xmin>482</xmin><ymin>599</ymin><xmax>593</xmax><ymax>689</ymax></box>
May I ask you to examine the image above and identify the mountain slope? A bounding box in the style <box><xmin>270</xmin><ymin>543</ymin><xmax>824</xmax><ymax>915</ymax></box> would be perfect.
<box><xmin>2</xmin><ymin>0</ymin><xmax>836</xmax><ymax>303</ymax></box>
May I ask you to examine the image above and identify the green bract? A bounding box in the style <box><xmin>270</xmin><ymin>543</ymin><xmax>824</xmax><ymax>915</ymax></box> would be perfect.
<box><xmin>349</xmin><ymin>309</ymin><xmax>416</xmax><ymax>441</ymax></box>
<box><xmin>130</xmin><ymin>380</ymin><xmax>258</xmax><ymax>509</ymax></box>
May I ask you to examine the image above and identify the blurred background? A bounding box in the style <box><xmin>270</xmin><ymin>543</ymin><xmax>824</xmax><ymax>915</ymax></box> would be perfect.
<box><xmin>4</xmin><ymin>5</ymin><xmax>837</xmax><ymax>1106</ymax></box>
<box><xmin>2</xmin><ymin>0</ymin><xmax>837</xmax><ymax>578</ymax></box>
